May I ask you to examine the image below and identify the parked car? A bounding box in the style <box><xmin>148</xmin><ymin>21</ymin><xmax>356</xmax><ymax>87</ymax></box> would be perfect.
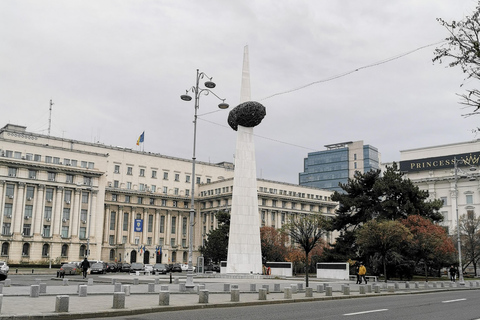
<box><xmin>90</xmin><ymin>262</ymin><xmax>107</xmax><ymax>274</ymax></box>
<box><xmin>105</xmin><ymin>263</ymin><xmax>118</xmax><ymax>272</ymax></box>
<box><xmin>129</xmin><ymin>262</ymin><xmax>145</xmax><ymax>273</ymax></box>
<box><xmin>144</xmin><ymin>264</ymin><xmax>154</xmax><ymax>273</ymax></box>
<box><xmin>171</xmin><ymin>264</ymin><xmax>182</xmax><ymax>272</ymax></box>
<box><xmin>153</xmin><ymin>263</ymin><xmax>168</xmax><ymax>274</ymax></box>
<box><xmin>119</xmin><ymin>263</ymin><xmax>131</xmax><ymax>273</ymax></box>
<box><xmin>204</xmin><ymin>264</ymin><xmax>220</xmax><ymax>272</ymax></box>
<box><xmin>0</xmin><ymin>261</ymin><xmax>9</xmax><ymax>274</ymax></box>
<box><xmin>59</xmin><ymin>263</ymin><xmax>80</xmax><ymax>275</ymax></box>
<box><xmin>180</xmin><ymin>264</ymin><xmax>196</xmax><ymax>272</ymax></box>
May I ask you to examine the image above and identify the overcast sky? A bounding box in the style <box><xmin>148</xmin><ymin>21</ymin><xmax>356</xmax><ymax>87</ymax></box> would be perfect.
<box><xmin>1</xmin><ymin>0</ymin><xmax>479</xmax><ymax>184</ymax></box>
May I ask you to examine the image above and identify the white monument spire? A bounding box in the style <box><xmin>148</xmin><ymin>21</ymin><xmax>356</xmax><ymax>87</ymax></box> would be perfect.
<box><xmin>240</xmin><ymin>45</ymin><xmax>251</xmax><ymax>103</ymax></box>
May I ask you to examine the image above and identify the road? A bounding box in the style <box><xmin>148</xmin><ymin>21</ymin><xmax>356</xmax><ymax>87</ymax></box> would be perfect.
<box><xmin>83</xmin><ymin>290</ymin><xmax>480</xmax><ymax>320</ymax></box>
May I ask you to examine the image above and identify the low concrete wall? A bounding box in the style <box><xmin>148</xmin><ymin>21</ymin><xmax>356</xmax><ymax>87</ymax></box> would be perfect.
<box><xmin>265</xmin><ymin>262</ymin><xmax>292</xmax><ymax>277</ymax></box>
<box><xmin>316</xmin><ymin>262</ymin><xmax>349</xmax><ymax>280</ymax></box>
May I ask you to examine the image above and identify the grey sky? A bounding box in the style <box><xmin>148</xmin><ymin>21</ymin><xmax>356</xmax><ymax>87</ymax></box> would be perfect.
<box><xmin>1</xmin><ymin>0</ymin><xmax>478</xmax><ymax>184</ymax></box>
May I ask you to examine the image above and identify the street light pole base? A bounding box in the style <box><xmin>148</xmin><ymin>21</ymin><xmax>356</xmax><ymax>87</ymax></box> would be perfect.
<box><xmin>185</xmin><ymin>272</ymin><xmax>195</xmax><ymax>289</ymax></box>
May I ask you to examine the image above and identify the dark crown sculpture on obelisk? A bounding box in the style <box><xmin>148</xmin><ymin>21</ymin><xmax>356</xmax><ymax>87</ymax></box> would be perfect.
<box><xmin>226</xmin><ymin>46</ymin><xmax>266</xmax><ymax>274</ymax></box>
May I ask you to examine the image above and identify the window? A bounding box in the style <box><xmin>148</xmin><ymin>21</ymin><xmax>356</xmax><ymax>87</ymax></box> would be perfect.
<box><xmin>62</xmin><ymin>208</ymin><xmax>70</xmax><ymax>220</ymax></box>
<box><xmin>139</xmin><ymin>168</ymin><xmax>145</xmax><ymax>177</ymax></box>
<box><xmin>64</xmin><ymin>190</ymin><xmax>72</xmax><ymax>203</ymax></box>
<box><xmin>61</xmin><ymin>244</ymin><xmax>68</xmax><ymax>257</ymax></box>
<box><xmin>110</xmin><ymin>211</ymin><xmax>116</xmax><ymax>230</ymax></box>
<box><xmin>163</xmin><ymin>186</ymin><xmax>168</xmax><ymax>194</ymax></box>
<box><xmin>137</xmin><ymin>197</ymin><xmax>143</xmax><ymax>204</ymax></box>
<box><xmin>139</xmin><ymin>184</ymin><xmax>145</xmax><ymax>191</ymax></box>
<box><xmin>45</xmin><ymin>156</ymin><xmax>52</xmax><ymax>163</ymax></box>
<box><xmin>466</xmin><ymin>194</ymin><xmax>474</xmax><ymax>205</ymax></box>
<box><xmin>44</xmin><ymin>207</ymin><xmax>52</xmax><ymax>220</ymax></box>
<box><xmin>127</xmin><ymin>182</ymin><xmax>132</xmax><ymax>190</ymax></box>
<box><xmin>23</xmin><ymin>224</ymin><xmax>31</xmax><ymax>236</ymax></box>
<box><xmin>81</xmin><ymin>161</ymin><xmax>87</xmax><ymax>168</ymax></box>
<box><xmin>147</xmin><ymin>237</ymin><xmax>152</xmax><ymax>245</ymax></box>
<box><xmin>4</xmin><ymin>204</ymin><xmax>12</xmax><ymax>217</ymax></box>
<box><xmin>125</xmin><ymin>195</ymin><xmax>130</xmax><ymax>203</ymax></box>
<box><xmin>184</xmin><ymin>201</ymin><xmax>189</xmax><ymax>208</ymax></box>
<box><xmin>45</xmin><ymin>188</ymin><xmax>54</xmax><ymax>202</ymax></box>
<box><xmin>152</xmin><ymin>170</ymin><xmax>157</xmax><ymax>178</ymax></box>
<box><xmin>151</xmin><ymin>185</ymin><xmax>156</xmax><ymax>193</ymax></box>
<box><xmin>160</xmin><ymin>216</ymin><xmax>165</xmax><ymax>233</ymax></box>
<box><xmin>66</xmin><ymin>174</ymin><xmax>73</xmax><ymax>183</ymax></box>
<box><xmin>163</xmin><ymin>172</ymin><xmax>168</xmax><ymax>180</ymax></box>
<box><xmin>182</xmin><ymin>238</ymin><xmax>187</xmax><ymax>248</ymax></box>
<box><xmin>173</xmin><ymin>200</ymin><xmax>177</xmax><ymax>207</ymax></box>
<box><xmin>79</xmin><ymin>245</ymin><xmax>86</xmax><ymax>257</ymax></box>
<box><xmin>5</xmin><ymin>184</ymin><xmax>14</xmax><ymax>197</ymax></box>
<box><xmin>127</xmin><ymin>167</ymin><xmax>132</xmax><ymax>175</ymax></box>
<box><xmin>22</xmin><ymin>243</ymin><xmax>30</xmax><ymax>256</ymax></box>
<box><xmin>272</xmin><ymin>200</ymin><xmax>277</xmax><ymax>207</ymax></box>
<box><xmin>122</xmin><ymin>236</ymin><xmax>127</xmax><ymax>244</ymax></box>
<box><xmin>61</xmin><ymin>226</ymin><xmax>69</xmax><ymax>238</ymax></box>
<box><xmin>112</xmin><ymin>194</ymin><xmax>117</xmax><ymax>202</ymax></box>
<box><xmin>185</xmin><ymin>189</ymin><xmax>190</xmax><ymax>197</ymax></box>
<box><xmin>1</xmin><ymin>242</ymin><xmax>9</xmax><ymax>256</ymax></box>
<box><xmin>123</xmin><ymin>212</ymin><xmax>129</xmax><ymax>231</ymax></box>
<box><xmin>79</xmin><ymin>227</ymin><xmax>86</xmax><ymax>239</ymax></box>
<box><xmin>109</xmin><ymin>235</ymin><xmax>114</xmax><ymax>245</ymax></box>
<box><xmin>109</xmin><ymin>249</ymin><xmax>115</xmax><ymax>260</ymax></box>
<box><xmin>71</xmin><ymin>159</ymin><xmax>77</xmax><ymax>167</ymax></box>
<box><xmin>174</xmin><ymin>188</ymin><xmax>179</xmax><ymax>195</ymax></box>
<box><xmin>161</xmin><ymin>199</ymin><xmax>167</xmax><ymax>206</ymax></box>
<box><xmin>53</xmin><ymin>157</ymin><xmax>60</xmax><ymax>164</ymax></box>
<box><xmin>114</xmin><ymin>165</ymin><xmax>120</xmax><ymax>173</ymax></box>
<box><xmin>80</xmin><ymin>209</ymin><xmax>87</xmax><ymax>222</ymax></box>
<box><xmin>25</xmin><ymin>153</ymin><xmax>33</xmax><ymax>160</ymax></box>
<box><xmin>171</xmin><ymin>217</ymin><xmax>176</xmax><ymax>234</ymax></box>
<box><xmin>34</xmin><ymin>154</ymin><xmax>41</xmax><ymax>161</ymax></box>
<box><xmin>112</xmin><ymin>180</ymin><xmax>118</xmax><ymax>188</ymax></box>
<box><xmin>43</xmin><ymin>225</ymin><xmax>51</xmax><ymax>237</ymax></box>
<box><xmin>182</xmin><ymin>217</ymin><xmax>187</xmax><ymax>236</ymax></box>
<box><xmin>206</xmin><ymin>178</ymin><xmax>211</xmax><ymax>184</ymax></box>
<box><xmin>134</xmin><ymin>237</ymin><xmax>139</xmax><ymax>245</ymax></box>
<box><xmin>83</xmin><ymin>176</ymin><xmax>91</xmax><ymax>186</ymax></box>
<box><xmin>25</xmin><ymin>205</ymin><xmax>33</xmax><ymax>218</ymax></box>
<box><xmin>26</xmin><ymin>186</ymin><xmax>34</xmax><ymax>199</ymax></box>
<box><xmin>88</xmin><ymin>162</ymin><xmax>94</xmax><ymax>169</ymax></box>
<box><xmin>196</xmin><ymin>177</ymin><xmax>201</xmax><ymax>184</ymax></box>
<box><xmin>148</xmin><ymin>215</ymin><xmax>153</xmax><ymax>232</ymax></box>
<box><xmin>186</xmin><ymin>175</ymin><xmax>190</xmax><ymax>183</ymax></box>
<box><xmin>28</xmin><ymin>169</ymin><xmax>36</xmax><ymax>179</ymax></box>
<box><xmin>150</xmin><ymin>198</ymin><xmax>155</xmax><ymax>205</ymax></box>
<box><xmin>42</xmin><ymin>244</ymin><xmax>49</xmax><ymax>257</ymax></box>
<box><xmin>175</xmin><ymin>173</ymin><xmax>180</xmax><ymax>181</ymax></box>
<box><xmin>2</xmin><ymin>223</ymin><xmax>11</xmax><ymax>235</ymax></box>
<box><xmin>468</xmin><ymin>210</ymin><xmax>475</xmax><ymax>220</ymax></box>
<box><xmin>170</xmin><ymin>238</ymin><xmax>176</xmax><ymax>247</ymax></box>
<box><xmin>47</xmin><ymin>172</ymin><xmax>56</xmax><ymax>181</ymax></box>
<box><xmin>82</xmin><ymin>192</ymin><xmax>89</xmax><ymax>204</ymax></box>
<box><xmin>63</xmin><ymin>158</ymin><xmax>70</xmax><ymax>166</ymax></box>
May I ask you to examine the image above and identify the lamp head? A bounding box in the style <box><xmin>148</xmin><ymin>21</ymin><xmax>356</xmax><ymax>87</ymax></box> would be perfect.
<box><xmin>181</xmin><ymin>94</ymin><xmax>192</xmax><ymax>101</ymax></box>
<box><xmin>218</xmin><ymin>101</ymin><xmax>229</xmax><ymax>110</ymax></box>
<box><xmin>204</xmin><ymin>81</ymin><xmax>216</xmax><ymax>89</ymax></box>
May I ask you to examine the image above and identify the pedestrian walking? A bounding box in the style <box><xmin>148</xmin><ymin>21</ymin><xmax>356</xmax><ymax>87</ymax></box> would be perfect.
<box><xmin>449</xmin><ymin>265</ymin><xmax>456</xmax><ymax>282</ymax></box>
<box><xmin>81</xmin><ymin>257</ymin><xmax>89</xmax><ymax>279</ymax></box>
<box><xmin>355</xmin><ymin>263</ymin><xmax>361</xmax><ymax>284</ymax></box>
<box><xmin>359</xmin><ymin>263</ymin><xmax>367</xmax><ymax>284</ymax></box>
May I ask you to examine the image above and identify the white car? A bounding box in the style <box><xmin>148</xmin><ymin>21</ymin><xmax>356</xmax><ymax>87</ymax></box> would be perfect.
<box><xmin>144</xmin><ymin>264</ymin><xmax>154</xmax><ymax>273</ymax></box>
<box><xmin>180</xmin><ymin>264</ymin><xmax>196</xmax><ymax>272</ymax></box>
<box><xmin>0</xmin><ymin>261</ymin><xmax>9</xmax><ymax>273</ymax></box>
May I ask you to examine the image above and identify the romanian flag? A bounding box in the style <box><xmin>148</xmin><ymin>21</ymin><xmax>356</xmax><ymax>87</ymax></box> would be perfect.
<box><xmin>136</xmin><ymin>132</ymin><xmax>144</xmax><ymax>146</ymax></box>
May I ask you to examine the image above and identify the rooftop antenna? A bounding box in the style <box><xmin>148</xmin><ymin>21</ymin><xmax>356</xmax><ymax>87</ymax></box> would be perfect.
<box><xmin>48</xmin><ymin>99</ymin><xmax>54</xmax><ymax>136</ymax></box>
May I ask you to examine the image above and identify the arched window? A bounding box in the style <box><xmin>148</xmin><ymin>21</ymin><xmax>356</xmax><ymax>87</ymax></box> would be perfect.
<box><xmin>1</xmin><ymin>242</ymin><xmax>9</xmax><ymax>256</ymax></box>
<box><xmin>42</xmin><ymin>244</ymin><xmax>50</xmax><ymax>257</ymax></box>
<box><xmin>172</xmin><ymin>251</ymin><xmax>177</xmax><ymax>263</ymax></box>
<box><xmin>183</xmin><ymin>251</ymin><xmax>188</xmax><ymax>263</ymax></box>
<box><xmin>22</xmin><ymin>243</ymin><xmax>30</xmax><ymax>256</ymax></box>
<box><xmin>79</xmin><ymin>245</ymin><xmax>86</xmax><ymax>258</ymax></box>
<box><xmin>109</xmin><ymin>249</ymin><xmax>115</xmax><ymax>260</ymax></box>
<box><xmin>61</xmin><ymin>244</ymin><xmax>68</xmax><ymax>257</ymax></box>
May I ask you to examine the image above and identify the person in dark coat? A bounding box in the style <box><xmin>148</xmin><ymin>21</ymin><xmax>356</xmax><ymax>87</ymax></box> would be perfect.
<box><xmin>81</xmin><ymin>257</ymin><xmax>89</xmax><ymax>279</ymax></box>
<box><xmin>449</xmin><ymin>265</ymin><xmax>456</xmax><ymax>282</ymax></box>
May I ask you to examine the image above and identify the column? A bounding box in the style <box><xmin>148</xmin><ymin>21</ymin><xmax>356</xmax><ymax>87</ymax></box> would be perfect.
<box><xmin>129</xmin><ymin>207</ymin><xmax>135</xmax><ymax>244</ymax></box>
<box><xmin>33</xmin><ymin>185</ymin><xmax>45</xmax><ymax>236</ymax></box>
<box><xmin>90</xmin><ymin>190</ymin><xmax>98</xmax><ymax>257</ymax></box>
<box><xmin>116</xmin><ymin>206</ymin><xmax>123</xmax><ymax>244</ymax></box>
<box><xmin>52</xmin><ymin>187</ymin><xmax>64</xmax><ymax>237</ymax></box>
<box><xmin>0</xmin><ymin>181</ymin><xmax>5</xmax><ymax>231</ymax></box>
<box><xmin>103</xmin><ymin>205</ymin><xmax>110</xmax><ymax>243</ymax></box>
<box><xmin>71</xmin><ymin>189</ymin><xmax>81</xmax><ymax>238</ymax></box>
<box><xmin>142</xmin><ymin>209</ymin><xmax>148</xmax><ymax>246</ymax></box>
<box><xmin>13</xmin><ymin>183</ymin><xmax>25</xmax><ymax>236</ymax></box>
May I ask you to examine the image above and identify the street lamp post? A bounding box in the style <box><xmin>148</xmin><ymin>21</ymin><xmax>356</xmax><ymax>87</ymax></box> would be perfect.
<box><xmin>453</xmin><ymin>157</ymin><xmax>477</xmax><ymax>285</ymax></box>
<box><xmin>181</xmin><ymin>69</ymin><xmax>228</xmax><ymax>289</ymax></box>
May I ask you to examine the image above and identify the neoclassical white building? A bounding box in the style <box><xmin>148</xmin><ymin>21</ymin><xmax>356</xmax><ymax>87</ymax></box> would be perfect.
<box><xmin>0</xmin><ymin>124</ymin><xmax>337</xmax><ymax>266</ymax></box>
<box><xmin>399</xmin><ymin>140</ymin><xmax>480</xmax><ymax>233</ymax></box>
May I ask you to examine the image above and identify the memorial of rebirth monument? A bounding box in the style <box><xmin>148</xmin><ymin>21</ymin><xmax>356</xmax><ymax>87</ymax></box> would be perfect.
<box><xmin>226</xmin><ymin>46</ymin><xmax>266</xmax><ymax>274</ymax></box>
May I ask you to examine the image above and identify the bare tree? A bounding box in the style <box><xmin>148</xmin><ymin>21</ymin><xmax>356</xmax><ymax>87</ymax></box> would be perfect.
<box><xmin>458</xmin><ymin>213</ymin><xmax>480</xmax><ymax>276</ymax></box>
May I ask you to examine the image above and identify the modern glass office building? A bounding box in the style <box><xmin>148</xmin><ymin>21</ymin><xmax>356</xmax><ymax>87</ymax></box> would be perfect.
<box><xmin>299</xmin><ymin>141</ymin><xmax>380</xmax><ymax>193</ymax></box>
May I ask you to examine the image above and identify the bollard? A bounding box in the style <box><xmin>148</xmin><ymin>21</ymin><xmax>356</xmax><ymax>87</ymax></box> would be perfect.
<box><xmin>199</xmin><ymin>289</ymin><xmax>209</xmax><ymax>303</ymax></box>
<box><xmin>55</xmin><ymin>295</ymin><xmax>69</xmax><ymax>313</ymax></box>
<box><xmin>343</xmin><ymin>286</ymin><xmax>350</xmax><ymax>295</ymax></box>
<box><xmin>88</xmin><ymin>278</ymin><xmax>93</xmax><ymax>286</ymax></box>
<box><xmin>133</xmin><ymin>278</ymin><xmax>139</xmax><ymax>285</ymax></box>
<box><xmin>179</xmin><ymin>283</ymin><xmax>186</xmax><ymax>292</ymax></box>
<box><xmin>258</xmin><ymin>288</ymin><xmax>267</xmax><ymax>300</ymax></box>
<box><xmin>169</xmin><ymin>273</ymin><xmax>172</xmax><ymax>284</ymax></box>
<box><xmin>122</xmin><ymin>285</ymin><xmax>131</xmax><ymax>296</ymax></box>
<box><xmin>262</xmin><ymin>284</ymin><xmax>270</xmax><ymax>294</ymax></box>
<box><xmin>298</xmin><ymin>283</ymin><xmax>304</xmax><ymax>291</ymax></box>
<box><xmin>405</xmin><ymin>282</ymin><xmax>410</xmax><ymax>289</ymax></box>
<box><xmin>224</xmin><ymin>283</ymin><xmax>231</xmax><ymax>292</ymax></box>
<box><xmin>367</xmin><ymin>284</ymin><xmax>372</xmax><ymax>293</ymax></box>
<box><xmin>30</xmin><ymin>285</ymin><xmax>40</xmax><ymax>298</ymax></box>
<box><xmin>148</xmin><ymin>283</ymin><xmax>155</xmax><ymax>293</ymax></box>
<box><xmin>4</xmin><ymin>279</ymin><xmax>10</xmax><ymax>287</ymax></box>
<box><xmin>305</xmin><ymin>287</ymin><xmax>313</xmax><ymax>297</ymax></box>
<box><xmin>274</xmin><ymin>283</ymin><xmax>281</xmax><ymax>292</ymax></box>
<box><xmin>63</xmin><ymin>278</ymin><xmax>69</xmax><ymax>286</ymax></box>
<box><xmin>159</xmin><ymin>291</ymin><xmax>170</xmax><ymax>306</ymax></box>
<box><xmin>231</xmin><ymin>289</ymin><xmax>240</xmax><ymax>302</ymax></box>
<box><xmin>359</xmin><ymin>285</ymin><xmax>366</xmax><ymax>294</ymax></box>
<box><xmin>317</xmin><ymin>284</ymin><xmax>324</xmax><ymax>293</ymax></box>
<box><xmin>39</xmin><ymin>283</ymin><xmax>47</xmax><ymax>294</ymax></box>
<box><xmin>250</xmin><ymin>284</ymin><xmax>256</xmax><ymax>292</ymax></box>
<box><xmin>291</xmin><ymin>284</ymin><xmax>298</xmax><ymax>294</ymax></box>
<box><xmin>470</xmin><ymin>281</ymin><xmax>474</xmax><ymax>288</ymax></box>
<box><xmin>15</xmin><ymin>268</ymin><xmax>18</xmax><ymax>274</ymax></box>
<box><xmin>32</xmin><ymin>269</ymin><xmax>34</xmax><ymax>274</ymax></box>
<box><xmin>113</xmin><ymin>292</ymin><xmax>126</xmax><ymax>309</ymax></box>
<box><xmin>325</xmin><ymin>286</ymin><xmax>333</xmax><ymax>296</ymax></box>
<box><xmin>374</xmin><ymin>285</ymin><xmax>380</xmax><ymax>293</ymax></box>
<box><xmin>387</xmin><ymin>285</ymin><xmax>395</xmax><ymax>293</ymax></box>
<box><xmin>78</xmin><ymin>285</ymin><xmax>88</xmax><ymax>297</ymax></box>
<box><xmin>284</xmin><ymin>287</ymin><xmax>292</xmax><ymax>299</ymax></box>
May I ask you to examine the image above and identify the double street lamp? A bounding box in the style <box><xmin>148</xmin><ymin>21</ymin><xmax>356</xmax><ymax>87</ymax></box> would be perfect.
<box><xmin>453</xmin><ymin>157</ymin><xmax>477</xmax><ymax>285</ymax></box>
<box><xmin>181</xmin><ymin>69</ymin><xmax>228</xmax><ymax>289</ymax></box>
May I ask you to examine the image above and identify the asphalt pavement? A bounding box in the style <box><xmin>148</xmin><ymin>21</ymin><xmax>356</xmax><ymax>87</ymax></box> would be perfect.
<box><xmin>0</xmin><ymin>272</ymin><xmax>478</xmax><ymax>320</ymax></box>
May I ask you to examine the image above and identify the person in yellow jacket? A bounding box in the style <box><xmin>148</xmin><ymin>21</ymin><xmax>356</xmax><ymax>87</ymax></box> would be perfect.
<box><xmin>358</xmin><ymin>263</ymin><xmax>367</xmax><ymax>284</ymax></box>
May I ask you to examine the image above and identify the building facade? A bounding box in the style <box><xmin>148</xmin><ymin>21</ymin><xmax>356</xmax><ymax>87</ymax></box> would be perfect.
<box><xmin>299</xmin><ymin>141</ymin><xmax>380</xmax><ymax>193</ymax></box>
<box><xmin>400</xmin><ymin>140</ymin><xmax>480</xmax><ymax>233</ymax></box>
<box><xmin>0</xmin><ymin>124</ymin><xmax>337</xmax><ymax>266</ymax></box>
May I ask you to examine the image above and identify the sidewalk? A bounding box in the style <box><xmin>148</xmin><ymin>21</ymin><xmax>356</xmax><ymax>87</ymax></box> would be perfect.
<box><xmin>0</xmin><ymin>274</ymin><xmax>478</xmax><ymax>320</ymax></box>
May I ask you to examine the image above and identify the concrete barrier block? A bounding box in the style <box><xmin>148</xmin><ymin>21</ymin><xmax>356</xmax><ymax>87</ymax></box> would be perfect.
<box><xmin>262</xmin><ymin>284</ymin><xmax>270</xmax><ymax>294</ymax></box>
<box><xmin>199</xmin><ymin>290</ymin><xmax>209</xmax><ymax>303</ymax></box>
<box><xmin>367</xmin><ymin>284</ymin><xmax>372</xmax><ymax>293</ymax></box>
<box><xmin>394</xmin><ymin>282</ymin><xmax>399</xmax><ymax>289</ymax></box>
<box><xmin>35</xmin><ymin>278</ymin><xmax>41</xmax><ymax>285</ymax></box>
<box><xmin>39</xmin><ymin>283</ymin><xmax>47</xmax><ymax>294</ymax></box>
<box><xmin>88</xmin><ymin>278</ymin><xmax>93</xmax><ymax>286</ymax></box>
<box><xmin>148</xmin><ymin>283</ymin><xmax>155</xmax><ymax>293</ymax></box>
<box><xmin>325</xmin><ymin>286</ymin><xmax>333</xmax><ymax>296</ymax></box>
<box><xmin>4</xmin><ymin>279</ymin><xmax>11</xmax><ymax>287</ymax></box>
<box><xmin>274</xmin><ymin>284</ymin><xmax>281</xmax><ymax>292</ymax></box>
<box><xmin>133</xmin><ymin>278</ymin><xmax>139</xmax><ymax>285</ymax></box>
<box><xmin>224</xmin><ymin>283</ymin><xmax>231</xmax><ymax>292</ymax></box>
<box><xmin>30</xmin><ymin>285</ymin><xmax>40</xmax><ymax>298</ymax></box>
<box><xmin>122</xmin><ymin>285</ymin><xmax>131</xmax><ymax>296</ymax></box>
<box><xmin>317</xmin><ymin>284</ymin><xmax>324</xmax><ymax>293</ymax></box>
<box><xmin>0</xmin><ymin>294</ymin><xmax>3</xmax><ymax>313</ymax></box>
<box><xmin>424</xmin><ymin>282</ymin><xmax>429</xmax><ymax>289</ymax></box>
<box><xmin>415</xmin><ymin>282</ymin><xmax>419</xmax><ymax>289</ymax></box>
<box><xmin>78</xmin><ymin>285</ymin><xmax>88</xmax><ymax>297</ymax></box>
<box><xmin>231</xmin><ymin>289</ymin><xmax>240</xmax><ymax>302</ymax></box>
<box><xmin>405</xmin><ymin>282</ymin><xmax>410</xmax><ymax>289</ymax></box>
<box><xmin>305</xmin><ymin>287</ymin><xmax>313</xmax><ymax>297</ymax></box>
<box><xmin>161</xmin><ymin>285</ymin><xmax>169</xmax><ymax>291</ymax></box>
<box><xmin>159</xmin><ymin>291</ymin><xmax>170</xmax><ymax>306</ymax></box>
<box><xmin>440</xmin><ymin>282</ymin><xmax>445</xmax><ymax>288</ymax></box>
<box><xmin>55</xmin><ymin>295</ymin><xmax>69</xmax><ymax>313</ymax></box>
<box><xmin>284</xmin><ymin>287</ymin><xmax>292</xmax><ymax>299</ymax></box>
<box><xmin>197</xmin><ymin>284</ymin><xmax>205</xmax><ymax>293</ymax></box>
<box><xmin>155</xmin><ymin>278</ymin><xmax>160</xmax><ymax>285</ymax></box>
<box><xmin>359</xmin><ymin>285</ymin><xmax>366</xmax><ymax>294</ymax></box>
<box><xmin>111</xmin><ymin>278</ymin><xmax>117</xmax><ymax>285</ymax></box>
<box><xmin>432</xmin><ymin>282</ymin><xmax>437</xmax><ymax>288</ymax></box>
<box><xmin>469</xmin><ymin>281</ymin><xmax>474</xmax><ymax>288</ymax></box>
<box><xmin>113</xmin><ymin>292</ymin><xmax>125</xmax><ymax>309</ymax></box>
<box><xmin>343</xmin><ymin>286</ymin><xmax>350</xmax><ymax>295</ymax></box>
<box><xmin>174</xmin><ymin>277</ymin><xmax>179</xmax><ymax>284</ymax></box>
<box><xmin>114</xmin><ymin>283</ymin><xmax>122</xmax><ymax>292</ymax></box>
<box><xmin>291</xmin><ymin>284</ymin><xmax>298</xmax><ymax>294</ymax></box>
<box><xmin>179</xmin><ymin>283</ymin><xmax>186</xmax><ymax>292</ymax></box>
<box><xmin>449</xmin><ymin>282</ymin><xmax>454</xmax><ymax>288</ymax></box>
<box><xmin>387</xmin><ymin>285</ymin><xmax>395</xmax><ymax>293</ymax></box>
<box><xmin>258</xmin><ymin>288</ymin><xmax>267</xmax><ymax>300</ymax></box>
<box><xmin>374</xmin><ymin>285</ymin><xmax>380</xmax><ymax>293</ymax></box>
<box><xmin>62</xmin><ymin>279</ymin><xmax>69</xmax><ymax>286</ymax></box>
<box><xmin>250</xmin><ymin>284</ymin><xmax>256</xmax><ymax>292</ymax></box>
<box><xmin>298</xmin><ymin>283</ymin><xmax>304</xmax><ymax>291</ymax></box>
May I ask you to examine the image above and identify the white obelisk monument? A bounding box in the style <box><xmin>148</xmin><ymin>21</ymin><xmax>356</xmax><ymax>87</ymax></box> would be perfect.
<box><xmin>226</xmin><ymin>46</ymin><xmax>265</xmax><ymax>274</ymax></box>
